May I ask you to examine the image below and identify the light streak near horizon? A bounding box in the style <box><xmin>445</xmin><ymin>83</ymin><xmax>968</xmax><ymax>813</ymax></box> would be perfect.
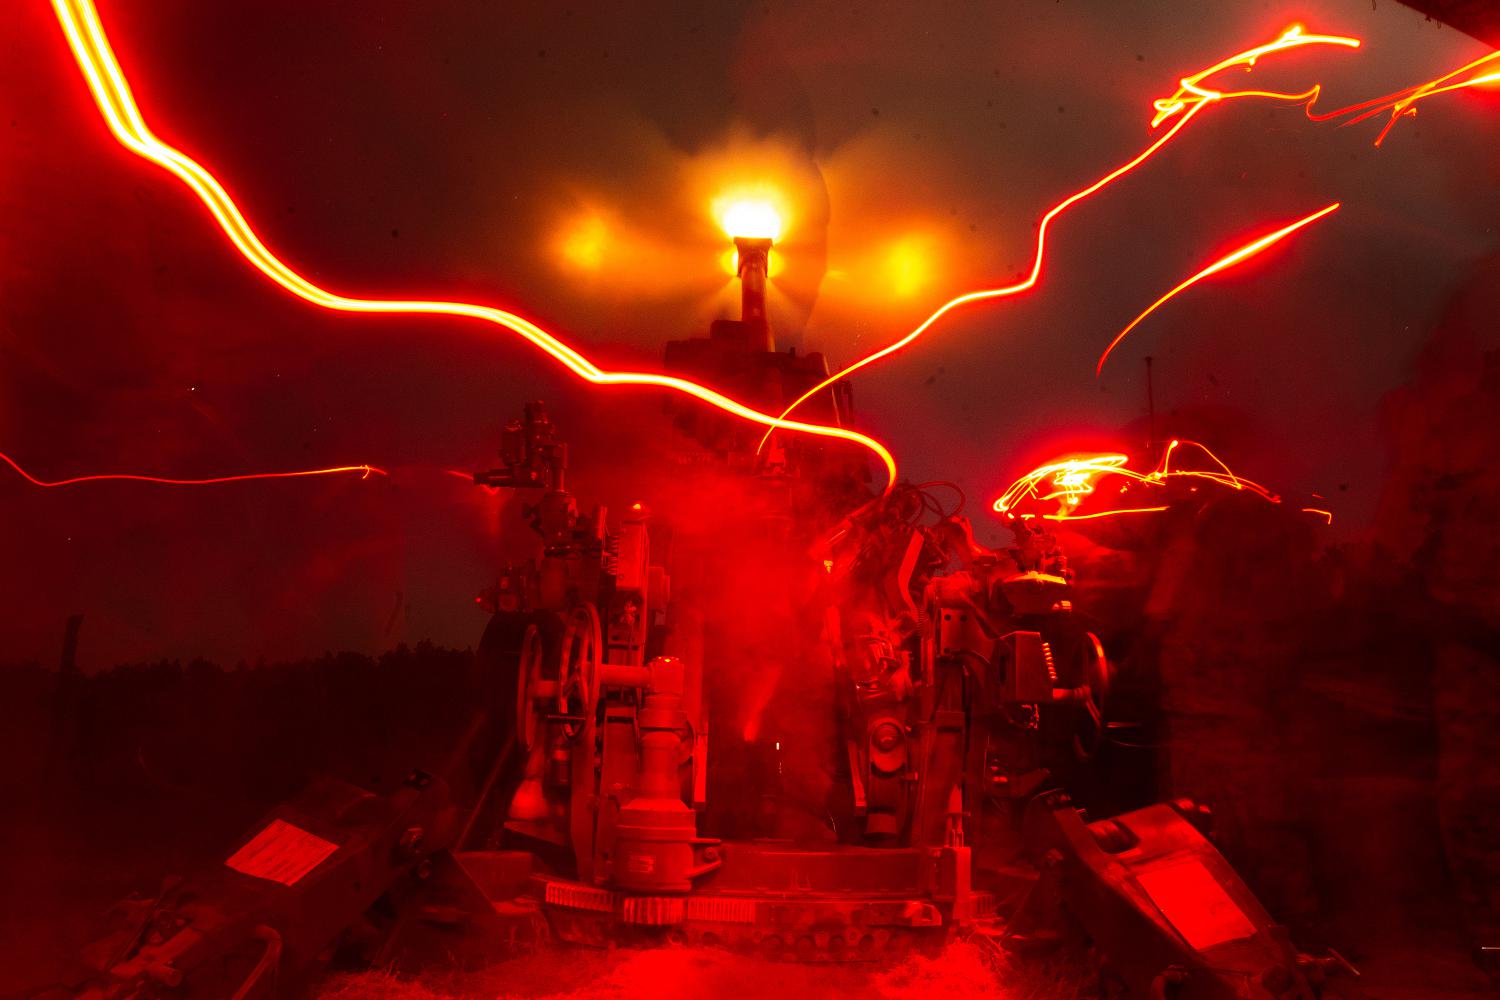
<box><xmin>1039</xmin><ymin>505</ymin><xmax>1171</xmax><ymax>521</ymax></box>
<box><xmin>991</xmin><ymin>438</ymin><xmax>1325</xmax><ymax>524</ymax></box>
<box><xmin>1</xmin><ymin>448</ymin><xmax>383</xmax><ymax>489</ymax></box>
<box><xmin>757</xmin><ymin>24</ymin><xmax>1361</xmax><ymax>456</ymax></box>
<box><xmin>1094</xmin><ymin>202</ymin><xmax>1340</xmax><ymax>377</ymax></box>
<box><xmin>46</xmin><ymin>0</ymin><xmax>897</xmax><ymax>490</ymax></box>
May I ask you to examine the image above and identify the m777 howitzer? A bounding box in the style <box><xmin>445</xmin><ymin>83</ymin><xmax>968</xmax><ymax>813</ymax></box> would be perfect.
<box><xmin>54</xmin><ymin>216</ymin><xmax>1360</xmax><ymax>1000</ymax></box>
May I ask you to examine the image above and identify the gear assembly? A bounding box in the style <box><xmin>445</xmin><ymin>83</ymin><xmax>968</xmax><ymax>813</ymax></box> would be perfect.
<box><xmin>61</xmin><ymin>210</ymin><xmax>1361</xmax><ymax>1000</ymax></box>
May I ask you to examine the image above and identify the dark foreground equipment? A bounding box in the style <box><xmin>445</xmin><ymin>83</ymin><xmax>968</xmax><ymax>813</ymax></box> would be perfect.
<box><xmin>50</xmin><ymin>774</ymin><xmax>455</xmax><ymax>999</ymax></box>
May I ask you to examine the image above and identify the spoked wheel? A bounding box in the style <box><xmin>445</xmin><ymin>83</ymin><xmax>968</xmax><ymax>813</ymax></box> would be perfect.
<box><xmin>1037</xmin><ymin>628</ymin><xmax>1113</xmax><ymax>772</ymax></box>
<box><xmin>461</xmin><ymin>610</ymin><xmax>548</xmax><ymax>846</ymax></box>
<box><xmin>557</xmin><ymin>602</ymin><xmax>602</xmax><ymax>740</ymax></box>
<box><xmin>515</xmin><ymin>623</ymin><xmax>546</xmax><ymax>752</ymax></box>
<box><xmin>1069</xmin><ymin>631</ymin><xmax>1110</xmax><ymax>762</ymax></box>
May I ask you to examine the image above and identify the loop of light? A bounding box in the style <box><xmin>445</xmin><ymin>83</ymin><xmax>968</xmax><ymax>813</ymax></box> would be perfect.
<box><xmin>46</xmin><ymin>0</ymin><xmax>896</xmax><ymax>490</ymax></box>
<box><xmin>1094</xmin><ymin>202</ymin><xmax>1341</xmax><ymax>377</ymax></box>
<box><xmin>1150</xmin><ymin>24</ymin><xmax>1360</xmax><ymax>127</ymax></box>
<box><xmin>1</xmin><ymin>447</ymin><xmax>383</xmax><ymax>488</ymax></box>
<box><xmin>757</xmin><ymin>24</ymin><xmax>1361</xmax><ymax>455</ymax></box>
<box><xmin>993</xmin><ymin>439</ymin><xmax>1314</xmax><ymax>523</ymax></box>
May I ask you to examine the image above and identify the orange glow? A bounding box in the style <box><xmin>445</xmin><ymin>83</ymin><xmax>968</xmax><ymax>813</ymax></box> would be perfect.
<box><xmin>1095</xmin><ymin>202</ymin><xmax>1340</xmax><ymax>377</ymax></box>
<box><xmin>717</xmin><ymin>197</ymin><xmax>784</xmax><ymax>240</ymax></box>
<box><xmin>1302</xmin><ymin>507</ymin><xmax>1334</xmax><ymax>524</ymax></box>
<box><xmin>48</xmin><ymin>0</ymin><xmax>895</xmax><ymax>490</ymax></box>
<box><xmin>1</xmin><ymin>447</ymin><xmax>383</xmax><ymax>488</ymax></box>
<box><xmin>883</xmin><ymin>235</ymin><xmax>937</xmax><ymax>298</ymax></box>
<box><xmin>555</xmin><ymin>214</ymin><xmax>609</xmax><ymax>271</ymax></box>
<box><xmin>759</xmin><ymin>24</ymin><xmax>1361</xmax><ymax>455</ymax></box>
<box><xmin>991</xmin><ymin>439</ymin><xmax>1324</xmax><ymax>523</ymax></box>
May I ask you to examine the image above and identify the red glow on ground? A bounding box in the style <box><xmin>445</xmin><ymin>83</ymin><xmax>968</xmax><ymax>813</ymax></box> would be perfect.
<box><xmin>316</xmin><ymin>937</ymin><xmax>1053</xmax><ymax>1000</ymax></box>
<box><xmin>47</xmin><ymin>0</ymin><xmax>896</xmax><ymax>490</ymax></box>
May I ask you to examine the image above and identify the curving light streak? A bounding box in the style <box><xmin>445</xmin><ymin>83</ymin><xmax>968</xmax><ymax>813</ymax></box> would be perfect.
<box><xmin>756</xmin><ymin>105</ymin><xmax>1205</xmax><ymax>455</ymax></box>
<box><xmin>1041</xmin><ymin>505</ymin><xmax>1170</xmax><ymax>521</ymax></box>
<box><xmin>995</xmin><ymin>453</ymin><xmax>1133</xmax><ymax>518</ymax></box>
<box><xmin>1094</xmin><ymin>202</ymin><xmax>1340</xmax><ymax>377</ymax></box>
<box><xmin>47</xmin><ymin>0</ymin><xmax>896</xmax><ymax>489</ymax></box>
<box><xmin>992</xmin><ymin>438</ymin><xmax>1317</xmax><ymax>523</ymax></box>
<box><xmin>1</xmin><ymin>447</ymin><xmax>383</xmax><ymax>488</ymax></box>
<box><xmin>758</xmin><ymin>24</ymin><xmax>1360</xmax><ymax>455</ymax></box>
<box><xmin>1150</xmin><ymin>24</ymin><xmax>1360</xmax><ymax>127</ymax></box>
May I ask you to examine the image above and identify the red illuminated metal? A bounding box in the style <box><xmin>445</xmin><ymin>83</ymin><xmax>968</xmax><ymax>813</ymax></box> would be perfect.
<box><xmin>992</xmin><ymin>439</ymin><xmax>1318</xmax><ymax>523</ymax></box>
<box><xmin>1</xmin><ymin>447</ymin><xmax>383</xmax><ymax>488</ymax></box>
<box><xmin>1094</xmin><ymin>202</ymin><xmax>1340</xmax><ymax>377</ymax></box>
<box><xmin>759</xmin><ymin>24</ymin><xmax>1361</xmax><ymax>453</ymax></box>
<box><xmin>47</xmin><ymin>0</ymin><xmax>896</xmax><ymax>490</ymax></box>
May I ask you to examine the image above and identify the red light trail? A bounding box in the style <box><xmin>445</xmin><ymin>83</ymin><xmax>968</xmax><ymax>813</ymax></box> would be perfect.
<box><xmin>37</xmin><ymin>3</ymin><xmax>1495</xmax><ymax>503</ymax></box>
<box><xmin>763</xmin><ymin>28</ymin><xmax>1497</xmax><ymax>452</ymax></box>
<box><xmin>758</xmin><ymin>24</ymin><xmax>1361</xmax><ymax>455</ymax></box>
<box><xmin>1149</xmin><ymin>24</ymin><xmax>1360</xmax><ymax>128</ymax></box>
<box><xmin>1094</xmin><ymin>202</ymin><xmax>1341</xmax><ymax>377</ymax></box>
<box><xmin>1308</xmin><ymin>50</ymin><xmax>1500</xmax><ymax>145</ymax></box>
<box><xmin>991</xmin><ymin>439</ymin><xmax>1320</xmax><ymax>524</ymax></box>
<box><xmin>0</xmin><ymin>447</ymin><xmax>383</xmax><ymax>489</ymax></box>
<box><xmin>45</xmin><ymin>0</ymin><xmax>897</xmax><ymax>490</ymax></box>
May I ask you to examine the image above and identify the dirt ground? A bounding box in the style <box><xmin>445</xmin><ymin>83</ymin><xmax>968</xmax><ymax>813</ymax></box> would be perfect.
<box><xmin>2</xmin><ymin>800</ymin><xmax>1491</xmax><ymax>1000</ymax></box>
<box><xmin>313</xmin><ymin>942</ymin><xmax>1088</xmax><ymax>1000</ymax></box>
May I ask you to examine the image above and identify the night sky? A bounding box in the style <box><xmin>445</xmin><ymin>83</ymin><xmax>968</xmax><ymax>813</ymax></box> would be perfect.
<box><xmin>2</xmin><ymin>1</ymin><xmax>1496</xmax><ymax>667</ymax></box>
